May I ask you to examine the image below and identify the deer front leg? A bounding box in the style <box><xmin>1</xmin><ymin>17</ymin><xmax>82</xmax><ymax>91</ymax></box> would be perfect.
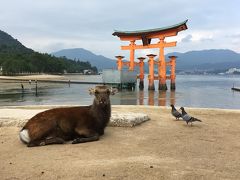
<box><xmin>72</xmin><ymin>128</ymin><xmax>100</xmax><ymax>144</ymax></box>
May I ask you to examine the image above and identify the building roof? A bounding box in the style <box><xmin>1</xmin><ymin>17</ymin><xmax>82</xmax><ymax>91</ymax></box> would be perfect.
<box><xmin>112</xmin><ymin>20</ymin><xmax>188</xmax><ymax>37</ymax></box>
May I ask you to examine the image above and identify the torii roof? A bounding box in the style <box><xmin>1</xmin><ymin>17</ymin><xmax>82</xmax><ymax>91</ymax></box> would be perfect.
<box><xmin>112</xmin><ymin>20</ymin><xmax>188</xmax><ymax>37</ymax></box>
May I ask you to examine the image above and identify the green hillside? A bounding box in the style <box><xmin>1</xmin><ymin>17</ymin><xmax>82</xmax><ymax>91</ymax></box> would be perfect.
<box><xmin>0</xmin><ymin>30</ymin><xmax>97</xmax><ymax>75</ymax></box>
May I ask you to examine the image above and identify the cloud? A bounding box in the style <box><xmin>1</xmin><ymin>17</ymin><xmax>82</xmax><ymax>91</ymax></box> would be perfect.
<box><xmin>225</xmin><ymin>33</ymin><xmax>240</xmax><ymax>45</ymax></box>
<box><xmin>199</xmin><ymin>37</ymin><xmax>214</xmax><ymax>42</ymax></box>
<box><xmin>225</xmin><ymin>34</ymin><xmax>240</xmax><ymax>38</ymax></box>
<box><xmin>0</xmin><ymin>0</ymin><xmax>240</xmax><ymax>58</ymax></box>
<box><xmin>181</xmin><ymin>35</ymin><xmax>193</xmax><ymax>42</ymax></box>
<box><xmin>181</xmin><ymin>33</ymin><xmax>213</xmax><ymax>43</ymax></box>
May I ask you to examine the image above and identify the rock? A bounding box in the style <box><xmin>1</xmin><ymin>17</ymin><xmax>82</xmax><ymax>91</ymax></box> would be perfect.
<box><xmin>109</xmin><ymin>112</ymin><xmax>150</xmax><ymax>127</ymax></box>
<box><xmin>0</xmin><ymin>112</ymin><xmax>150</xmax><ymax>128</ymax></box>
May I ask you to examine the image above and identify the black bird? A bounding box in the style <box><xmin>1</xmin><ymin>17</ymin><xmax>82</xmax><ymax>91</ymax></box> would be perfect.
<box><xmin>180</xmin><ymin>107</ymin><xmax>202</xmax><ymax>126</ymax></box>
<box><xmin>170</xmin><ymin>104</ymin><xmax>182</xmax><ymax>120</ymax></box>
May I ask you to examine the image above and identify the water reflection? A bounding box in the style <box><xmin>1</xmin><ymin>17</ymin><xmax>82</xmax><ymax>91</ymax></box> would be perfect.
<box><xmin>158</xmin><ymin>91</ymin><xmax>166</xmax><ymax>106</ymax></box>
<box><xmin>138</xmin><ymin>90</ymin><xmax>176</xmax><ymax>106</ymax></box>
<box><xmin>148</xmin><ymin>91</ymin><xmax>155</xmax><ymax>106</ymax></box>
<box><xmin>138</xmin><ymin>90</ymin><xmax>144</xmax><ymax>105</ymax></box>
<box><xmin>0</xmin><ymin>80</ymin><xmax>68</xmax><ymax>106</ymax></box>
<box><xmin>111</xmin><ymin>89</ymin><xmax>138</xmax><ymax>105</ymax></box>
<box><xmin>170</xmin><ymin>90</ymin><xmax>175</xmax><ymax>105</ymax></box>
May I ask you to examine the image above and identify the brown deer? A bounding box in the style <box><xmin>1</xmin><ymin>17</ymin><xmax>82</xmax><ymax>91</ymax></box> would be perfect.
<box><xmin>19</xmin><ymin>85</ymin><xmax>117</xmax><ymax>147</ymax></box>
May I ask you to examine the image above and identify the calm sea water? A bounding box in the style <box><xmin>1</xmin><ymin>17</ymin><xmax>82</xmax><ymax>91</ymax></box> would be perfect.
<box><xmin>0</xmin><ymin>74</ymin><xmax>240</xmax><ymax>109</ymax></box>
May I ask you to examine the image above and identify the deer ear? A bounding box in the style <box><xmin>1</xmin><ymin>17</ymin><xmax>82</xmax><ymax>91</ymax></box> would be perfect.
<box><xmin>89</xmin><ymin>88</ymin><xmax>95</xmax><ymax>95</ymax></box>
<box><xmin>110</xmin><ymin>87</ymin><xmax>118</xmax><ymax>95</ymax></box>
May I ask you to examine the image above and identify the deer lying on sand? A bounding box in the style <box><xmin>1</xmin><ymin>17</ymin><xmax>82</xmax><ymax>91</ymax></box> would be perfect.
<box><xmin>19</xmin><ymin>85</ymin><xmax>117</xmax><ymax>147</ymax></box>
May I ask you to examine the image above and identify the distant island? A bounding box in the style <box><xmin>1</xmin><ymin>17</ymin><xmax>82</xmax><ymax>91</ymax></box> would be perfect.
<box><xmin>0</xmin><ymin>30</ymin><xmax>97</xmax><ymax>75</ymax></box>
<box><xmin>168</xmin><ymin>49</ymin><xmax>240</xmax><ymax>75</ymax></box>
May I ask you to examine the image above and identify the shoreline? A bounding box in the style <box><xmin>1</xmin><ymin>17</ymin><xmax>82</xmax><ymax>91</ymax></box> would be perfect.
<box><xmin>0</xmin><ymin>74</ymin><xmax>65</xmax><ymax>80</ymax></box>
<box><xmin>1</xmin><ymin>104</ymin><xmax>240</xmax><ymax>112</ymax></box>
<box><xmin>0</xmin><ymin>74</ymin><xmax>103</xmax><ymax>84</ymax></box>
<box><xmin>1</xmin><ymin>105</ymin><xmax>240</xmax><ymax>179</ymax></box>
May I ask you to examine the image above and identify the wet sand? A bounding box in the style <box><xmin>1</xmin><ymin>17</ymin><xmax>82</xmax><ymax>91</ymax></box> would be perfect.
<box><xmin>0</xmin><ymin>74</ymin><xmax>102</xmax><ymax>85</ymax></box>
<box><xmin>0</xmin><ymin>74</ymin><xmax>65</xmax><ymax>80</ymax></box>
<box><xmin>0</xmin><ymin>74</ymin><xmax>65</xmax><ymax>81</ymax></box>
<box><xmin>0</xmin><ymin>74</ymin><xmax>100</xmax><ymax>81</ymax></box>
<box><xmin>0</xmin><ymin>105</ymin><xmax>240</xmax><ymax>179</ymax></box>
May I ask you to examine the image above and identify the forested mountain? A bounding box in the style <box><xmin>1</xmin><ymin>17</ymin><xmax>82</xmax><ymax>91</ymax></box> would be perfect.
<box><xmin>166</xmin><ymin>49</ymin><xmax>240</xmax><ymax>71</ymax></box>
<box><xmin>52</xmin><ymin>48</ymin><xmax>116</xmax><ymax>70</ymax></box>
<box><xmin>0</xmin><ymin>30</ymin><xmax>97</xmax><ymax>75</ymax></box>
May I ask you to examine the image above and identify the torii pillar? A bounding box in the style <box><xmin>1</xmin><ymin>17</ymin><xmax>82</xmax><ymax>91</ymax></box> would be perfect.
<box><xmin>136</xmin><ymin>57</ymin><xmax>146</xmax><ymax>90</ymax></box>
<box><xmin>115</xmin><ymin>55</ymin><xmax>124</xmax><ymax>71</ymax></box>
<box><xmin>169</xmin><ymin>56</ymin><xmax>177</xmax><ymax>90</ymax></box>
<box><xmin>147</xmin><ymin>54</ymin><xmax>157</xmax><ymax>90</ymax></box>
<box><xmin>129</xmin><ymin>40</ymin><xmax>136</xmax><ymax>71</ymax></box>
<box><xmin>158</xmin><ymin>37</ymin><xmax>167</xmax><ymax>90</ymax></box>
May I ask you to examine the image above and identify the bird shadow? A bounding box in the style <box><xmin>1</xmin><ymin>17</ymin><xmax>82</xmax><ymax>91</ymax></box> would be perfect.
<box><xmin>183</xmin><ymin>124</ymin><xmax>203</xmax><ymax>129</ymax></box>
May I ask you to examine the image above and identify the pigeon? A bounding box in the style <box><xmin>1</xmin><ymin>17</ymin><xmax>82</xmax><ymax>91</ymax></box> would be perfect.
<box><xmin>170</xmin><ymin>104</ymin><xmax>182</xmax><ymax>120</ymax></box>
<box><xmin>180</xmin><ymin>107</ymin><xmax>202</xmax><ymax>126</ymax></box>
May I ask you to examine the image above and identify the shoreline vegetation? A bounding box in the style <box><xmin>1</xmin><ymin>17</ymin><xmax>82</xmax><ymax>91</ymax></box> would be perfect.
<box><xmin>0</xmin><ymin>105</ymin><xmax>240</xmax><ymax>179</ymax></box>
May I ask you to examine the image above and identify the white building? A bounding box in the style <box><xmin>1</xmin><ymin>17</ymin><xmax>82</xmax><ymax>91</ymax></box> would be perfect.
<box><xmin>226</xmin><ymin>68</ymin><xmax>240</xmax><ymax>74</ymax></box>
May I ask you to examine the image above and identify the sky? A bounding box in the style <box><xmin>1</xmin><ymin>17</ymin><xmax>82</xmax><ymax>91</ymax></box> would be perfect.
<box><xmin>1</xmin><ymin>0</ymin><xmax>240</xmax><ymax>59</ymax></box>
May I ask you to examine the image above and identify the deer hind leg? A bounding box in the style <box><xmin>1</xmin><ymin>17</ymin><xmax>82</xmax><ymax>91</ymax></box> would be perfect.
<box><xmin>27</xmin><ymin>130</ymin><xmax>65</xmax><ymax>147</ymax></box>
<box><xmin>27</xmin><ymin>137</ymin><xmax>65</xmax><ymax>147</ymax></box>
<box><xmin>72</xmin><ymin>128</ymin><xmax>99</xmax><ymax>144</ymax></box>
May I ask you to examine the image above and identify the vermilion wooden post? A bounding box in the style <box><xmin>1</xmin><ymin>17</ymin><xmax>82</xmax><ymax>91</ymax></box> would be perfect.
<box><xmin>137</xmin><ymin>57</ymin><xmax>146</xmax><ymax>90</ymax></box>
<box><xmin>129</xmin><ymin>40</ymin><xmax>135</xmax><ymax>71</ymax></box>
<box><xmin>169</xmin><ymin>56</ymin><xmax>177</xmax><ymax>90</ymax></box>
<box><xmin>158</xmin><ymin>37</ymin><xmax>167</xmax><ymax>91</ymax></box>
<box><xmin>115</xmin><ymin>55</ymin><xmax>124</xmax><ymax>71</ymax></box>
<box><xmin>147</xmin><ymin>54</ymin><xmax>157</xmax><ymax>90</ymax></box>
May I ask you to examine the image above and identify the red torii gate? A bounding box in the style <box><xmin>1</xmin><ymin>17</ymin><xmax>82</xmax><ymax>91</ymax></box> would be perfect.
<box><xmin>112</xmin><ymin>20</ymin><xmax>188</xmax><ymax>90</ymax></box>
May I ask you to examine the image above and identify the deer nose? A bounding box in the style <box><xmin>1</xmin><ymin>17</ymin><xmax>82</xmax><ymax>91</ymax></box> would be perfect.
<box><xmin>99</xmin><ymin>99</ymin><xmax>105</xmax><ymax>104</ymax></box>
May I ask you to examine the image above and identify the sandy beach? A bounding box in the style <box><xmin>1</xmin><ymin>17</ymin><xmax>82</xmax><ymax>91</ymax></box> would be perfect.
<box><xmin>0</xmin><ymin>74</ymin><xmax>100</xmax><ymax>81</ymax></box>
<box><xmin>0</xmin><ymin>105</ymin><xmax>240</xmax><ymax>179</ymax></box>
<box><xmin>0</xmin><ymin>74</ymin><xmax>65</xmax><ymax>80</ymax></box>
<box><xmin>0</xmin><ymin>74</ymin><xmax>103</xmax><ymax>86</ymax></box>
